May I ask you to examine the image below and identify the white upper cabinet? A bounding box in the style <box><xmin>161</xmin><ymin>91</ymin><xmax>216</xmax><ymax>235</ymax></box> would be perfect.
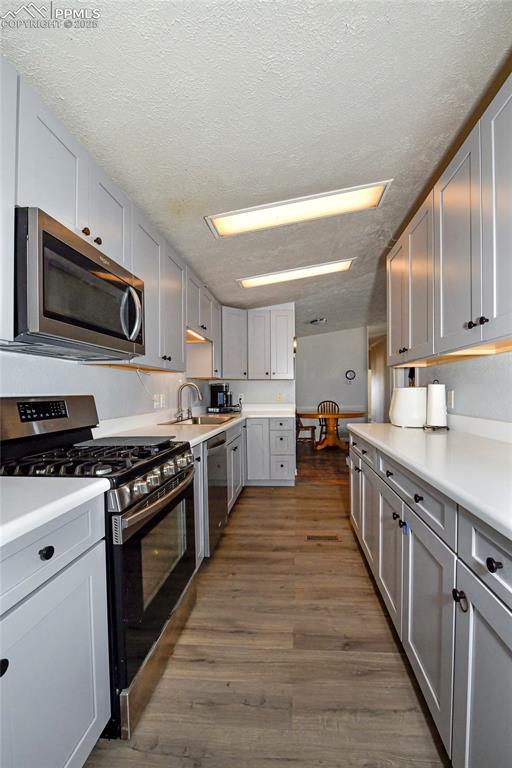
<box><xmin>17</xmin><ymin>77</ymin><xmax>89</xmax><ymax>236</ymax></box>
<box><xmin>406</xmin><ymin>192</ymin><xmax>434</xmax><ymax>361</ymax></box>
<box><xmin>1</xmin><ymin>57</ymin><xmax>17</xmax><ymax>343</ymax></box>
<box><xmin>386</xmin><ymin>237</ymin><xmax>408</xmax><ymax>365</ymax></box>
<box><xmin>159</xmin><ymin>242</ymin><xmax>185</xmax><ymax>371</ymax></box>
<box><xmin>270</xmin><ymin>307</ymin><xmax>294</xmax><ymax>379</ymax></box>
<box><xmin>131</xmin><ymin>209</ymin><xmax>162</xmax><ymax>368</ymax></box>
<box><xmin>88</xmin><ymin>162</ymin><xmax>132</xmax><ymax>268</ymax></box>
<box><xmin>199</xmin><ymin>288</ymin><xmax>213</xmax><ymax>338</ymax></box>
<box><xmin>211</xmin><ymin>301</ymin><xmax>222</xmax><ymax>378</ymax></box>
<box><xmin>248</xmin><ymin>309</ymin><xmax>271</xmax><ymax>379</ymax></box>
<box><xmin>434</xmin><ymin>124</ymin><xmax>482</xmax><ymax>353</ymax></box>
<box><xmin>186</xmin><ymin>268</ymin><xmax>202</xmax><ymax>334</ymax></box>
<box><xmin>481</xmin><ymin>74</ymin><xmax>512</xmax><ymax>342</ymax></box>
<box><xmin>222</xmin><ymin>307</ymin><xmax>248</xmax><ymax>379</ymax></box>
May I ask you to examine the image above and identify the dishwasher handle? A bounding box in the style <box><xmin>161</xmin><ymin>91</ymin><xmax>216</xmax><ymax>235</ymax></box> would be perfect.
<box><xmin>207</xmin><ymin>433</ymin><xmax>226</xmax><ymax>451</ymax></box>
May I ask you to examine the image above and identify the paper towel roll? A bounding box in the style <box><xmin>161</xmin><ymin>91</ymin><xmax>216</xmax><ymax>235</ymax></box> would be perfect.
<box><xmin>426</xmin><ymin>382</ymin><xmax>447</xmax><ymax>427</ymax></box>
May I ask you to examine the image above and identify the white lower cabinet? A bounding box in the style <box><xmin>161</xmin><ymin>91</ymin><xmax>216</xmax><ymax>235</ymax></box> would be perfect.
<box><xmin>0</xmin><ymin>542</ymin><xmax>110</xmax><ymax>768</ymax></box>
<box><xmin>349</xmin><ymin>455</ymin><xmax>362</xmax><ymax>539</ymax></box>
<box><xmin>246</xmin><ymin>419</ymin><xmax>270</xmax><ymax>480</ymax></box>
<box><xmin>246</xmin><ymin>418</ymin><xmax>295</xmax><ymax>485</ymax></box>
<box><xmin>192</xmin><ymin>444</ymin><xmax>205</xmax><ymax>567</ymax></box>
<box><xmin>227</xmin><ymin>434</ymin><xmax>243</xmax><ymax>511</ymax></box>
<box><xmin>375</xmin><ymin>476</ymin><xmax>403</xmax><ymax>638</ymax></box>
<box><xmin>452</xmin><ymin>561</ymin><xmax>512</xmax><ymax>768</ymax></box>
<box><xmin>360</xmin><ymin>462</ymin><xmax>379</xmax><ymax>575</ymax></box>
<box><xmin>402</xmin><ymin>505</ymin><xmax>456</xmax><ymax>754</ymax></box>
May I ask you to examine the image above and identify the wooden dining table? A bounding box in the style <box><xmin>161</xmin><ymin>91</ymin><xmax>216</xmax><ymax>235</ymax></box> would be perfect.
<box><xmin>296</xmin><ymin>410</ymin><xmax>367</xmax><ymax>451</ymax></box>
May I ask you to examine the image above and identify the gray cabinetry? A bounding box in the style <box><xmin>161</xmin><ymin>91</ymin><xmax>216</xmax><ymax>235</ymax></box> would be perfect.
<box><xmin>186</xmin><ymin>268</ymin><xmax>202</xmax><ymax>334</ymax></box>
<box><xmin>434</xmin><ymin>125</ymin><xmax>482</xmax><ymax>353</ymax></box>
<box><xmin>131</xmin><ymin>209</ymin><xmax>162</xmax><ymax>368</ymax></box>
<box><xmin>248</xmin><ymin>309</ymin><xmax>271</xmax><ymax>379</ymax></box>
<box><xmin>246</xmin><ymin>418</ymin><xmax>270</xmax><ymax>480</ymax></box>
<box><xmin>481</xmin><ymin>74</ymin><xmax>512</xmax><ymax>342</ymax></box>
<box><xmin>222</xmin><ymin>307</ymin><xmax>248</xmax><ymax>379</ymax></box>
<box><xmin>375</xmin><ymin>475</ymin><xmax>403</xmax><ymax>638</ymax></box>
<box><xmin>227</xmin><ymin>434</ymin><xmax>243</xmax><ymax>511</ymax></box>
<box><xmin>270</xmin><ymin>308</ymin><xmax>294</xmax><ymax>379</ymax></box>
<box><xmin>386</xmin><ymin>237</ymin><xmax>408</xmax><ymax>365</ymax></box>
<box><xmin>0</xmin><ymin>542</ymin><xmax>110</xmax><ymax>768</ymax></box>
<box><xmin>159</xmin><ymin>243</ymin><xmax>186</xmax><ymax>371</ymax></box>
<box><xmin>349</xmin><ymin>453</ymin><xmax>362</xmax><ymax>539</ymax></box>
<box><xmin>192</xmin><ymin>444</ymin><xmax>205</xmax><ymax>567</ymax></box>
<box><xmin>360</xmin><ymin>462</ymin><xmax>379</xmax><ymax>575</ymax></box>
<box><xmin>405</xmin><ymin>192</ymin><xmax>434</xmax><ymax>361</ymax></box>
<box><xmin>452</xmin><ymin>561</ymin><xmax>512</xmax><ymax>768</ymax></box>
<box><xmin>88</xmin><ymin>161</ymin><xmax>132</xmax><ymax>267</ymax></box>
<box><xmin>402</xmin><ymin>505</ymin><xmax>456</xmax><ymax>753</ymax></box>
<box><xmin>199</xmin><ymin>288</ymin><xmax>213</xmax><ymax>337</ymax></box>
<box><xmin>212</xmin><ymin>301</ymin><xmax>222</xmax><ymax>378</ymax></box>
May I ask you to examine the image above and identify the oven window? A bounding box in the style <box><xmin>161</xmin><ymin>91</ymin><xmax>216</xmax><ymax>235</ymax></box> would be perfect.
<box><xmin>141</xmin><ymin>499</ymin><xmax>186</xmax><ymax>609</ymax></box>
<box><xmin>42</xmin><ymin>231</ymin><xmax>135</xmax><ymax>339</ymax></box>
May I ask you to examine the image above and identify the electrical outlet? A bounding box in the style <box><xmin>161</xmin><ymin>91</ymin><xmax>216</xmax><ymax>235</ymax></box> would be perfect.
<box><xmin>159</xmin><ymin>394</ymin><xmax>166</xmax><ymax>408</ymax></box>
<box><xmin>447</xmin><ymin>389</ymin><xmax>455</xmax><ymax>409</ymax></box>
<box><xmin>276</xmin><ymin>391</ymin><xmax>284</xmax><ymax>402</ymax></box>
<box><xmin>153</xmin><ymin>394</ymin><xmax>160</xmax><ymax>409</ymax></box>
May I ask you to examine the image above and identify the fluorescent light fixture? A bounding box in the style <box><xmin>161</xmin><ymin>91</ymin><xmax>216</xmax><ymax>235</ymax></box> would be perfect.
<box><xmin>205</xmin><ymin>180</ymin><xmax>392</xmax><ymax>238</ymax></box>
<box><xmin>238</xmin><ymin>258</ymin><xmax>353</xmax><ymax>289</ymax></box>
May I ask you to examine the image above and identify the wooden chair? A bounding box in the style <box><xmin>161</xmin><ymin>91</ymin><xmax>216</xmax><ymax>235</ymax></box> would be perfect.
<box><xmin>296</xmin><ymin>415</ymin><xmax>316</xmax><ymax>445</ymax></box>
<box><xmin>317</xmin><ymin>400</ymin><xmax>341</xmax><ymax>442</ymax></box>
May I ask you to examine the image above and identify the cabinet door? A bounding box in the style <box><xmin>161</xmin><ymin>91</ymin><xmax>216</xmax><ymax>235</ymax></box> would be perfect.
<box><xmin>405</xmin><ymin>193</ymin><xmax>434</xmax><ymax>361</ymax></box>
<box><xmin>360</xmin><ymin>462</ymin><xmax>379</xmax><ymax>575</ymax></box>
<box><xmin>452</xmin><ymin>561</ymin><xmax>512</xmax><ymax>768</ymax></box>
<box><xmin>88</xmin><ymin>162</ymin><xmax>132</xmax><ymax>268</ymax></box>
<box><xmin>159</xmin><ymin>243</ymin><xmax>185</xmax><ymax>371</ymax></box>
<box><xmin>186</xmin><ymin>269</ymin><xmax>201</xmax><ymax>334</ymax></box>
<box><xmin>248</xmin><ymin>309</ymin><xmax>271</xmax><ymax>379</ymax></box>
<box><xmin>246</xmin><ymin>419</ymin><xmax>270</xmax><ymax>480</ymax></box>
<box><xmin>131</xmin><ymin>209</ymin><xmax>161</xmax><ymax>368</ymax></box>
<box><xmin>386</xmin><ymin>237</ymin><xmax>408</xmax><ymax>365</ymax></box>
<box><xmin>199</xmin><ymin>288</ymin><xmax>213</xmax><ymax>337</ymax></box>
<box><xmin>0</xmin><ymin>57</ymin><xmax>17</xmax><ymax>342</ymax></box>
<box><xmin>192</xmin><ymin>445</ymin><xmax>205</xmax><ymax>567</ymax></box>
<box><xmin>402</xmin><ymin>506</ymin><xmax>456</xmax><ymax>753</ymax></box>
<box><xmin>349</xmin><ymin>458</ymin><xmax>362</xmax><ymax>540</ymax></box>
<box><xmin>434</xmin><ymin>125</ymin><xmax>482</xmax><ymax>353</ymax></box>
<box><xmin>270</xmin><ymin>308</ymin><xmax>294</xmax><ymax>379</ymax></box>
<box><xmin>481</xmin><ymin>74</ymin><xmax>512</xmax><ymax>342</ymax></box>
<box><xmin>0</xmin><ymin>542</ymin><xmax>110</xmax><ymax>768</ymax></box>
<box><xmin>233</xmin><ymin>436</ymin><xmax>243</xmax><ymax>500</ymax></box>
<box><xmin>376</xmin><ymin>477</ymin><xmax>403</xmax><ymax>638</ymax></box>
<box><xmin>222</xmin><ymin>307</ymin><xmax>248</xmax><ymax>379</ymax></box>
<box><xmin>228</xmin><ymin>436</ymin><xmax>242</xmax><ymax>511</ymax></box>
<box><xmin>17</xmin><ymin>77</ymin><xmax>89</xmax><ymax>235</ymax></box>
<box><xmin>212</xmin><ymin>301</ymin><xmax>222</xmax><ymax>378</ymax></box>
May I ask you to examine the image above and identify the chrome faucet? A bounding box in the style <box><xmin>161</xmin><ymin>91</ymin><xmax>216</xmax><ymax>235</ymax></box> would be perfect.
<box><xmin>176</xmin><ymin>382</ymin><xmax>203</xmax><ymax>421</ymax></box>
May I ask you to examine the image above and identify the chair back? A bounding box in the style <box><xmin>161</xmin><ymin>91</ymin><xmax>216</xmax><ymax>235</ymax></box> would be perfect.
<box><xmin>317</xmin><ymin>400</ymin><xmax>340</xmax><ymax>414</ymax></box>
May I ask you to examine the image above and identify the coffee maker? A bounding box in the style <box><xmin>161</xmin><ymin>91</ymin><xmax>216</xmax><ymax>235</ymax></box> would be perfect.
<box><xmin>208</xmin><ymin>383</ymin><xmax>240</xmax><ymax>413</ymax></box>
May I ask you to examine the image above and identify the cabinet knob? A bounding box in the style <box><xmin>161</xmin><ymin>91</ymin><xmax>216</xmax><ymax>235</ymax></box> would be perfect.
<box><xmin>38</xmin><ymin>545</ymin><xmax>55</xmax><ymax>561</ymax></box>
<box><xmin>361</xmin><ymin>449</ymin><xmax>367</xmax><ymax>455</ymax></box>
<box><xmin>478</xmin><ymin>316</ymin><xmax>489</xmax><ymax>325</ymax></box>
<box><xmin>280</xmin><ymin>464</ymin><xmax>284</xmax><ymax>468</ymax></box>
<box><xmin>486</xmin><ymin>557</ymin><xmax>503</xmax><ymax>574</ymax></box>
<box><xmin>467</xmin><ymin>320</ymin><xmax>477</xmax><ymax>329</ymax></box>
<box><xmin>0</xmin><ymin>659</ymin><xmax>9</xmax><ymax>678</ymax></box>
<box><xmin>243</xmin><ymin>372</ymin><xmax>247</xmax><ymax>377</ymax></box>
<box><xmin>392</xmin><ymin>512</ymin><xmax>400</xmax><ymax>521</ymax></box>
<box><xmin>94</xmin><ymin>236</ymin><xmax>102</xmax><ymax>245</ymax></box>
<box><xmin>386</xmin><ymin>470</ymin><xmax>393</xmax><ymax>478</ymax></box>
<box><xmin>233</xmin><ymin>446</ymin><xmax>238</xmax><ymax>452</ymax></box>
<box><xmin>214</xmin><ymin>369</ymin><xmax>218</xmax><ymax>373</ymax></box>
<box><xmin>352</xmin><ymin>442</ymin><xmax>357</xmax><ymax>447</ymax></box>
<box><xmin>398</xmin><ymin>520</ymin><xmax>407</xmax><ymax>528</ymax></box>
<box><xmin>81</xmin><ymin>226</ymin><xmax>91</xmax><ymax>236</ymax></box>
<box><xmin>195</xmin><ymin>456</ymin><xmax>201</xmax><ymax>462</ymax></box>
<box><xmin>265</xmin><ymin>372</ymin><xmax>269</xmax><ymax>376</ymax></box>
<box><xmin>413</xmin><ymin>493</ymin><xmax>423</xmax><ymax>503</ymax></box>
<box><xmin>452</xmin><ymin>588</ymin><xmax>469</xmax><ymax>612</ymax></box>
<box><xmin>279</xmin><ymin>437</ymin><xmax>284</xmax><ymax>441</ymax></box>
<box><xmin>354</xmin><ymin>467</ymin><xmax>361</xmax><ymax>473</ymax></box>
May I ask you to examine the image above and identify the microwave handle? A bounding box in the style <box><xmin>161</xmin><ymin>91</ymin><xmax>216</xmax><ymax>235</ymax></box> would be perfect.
<box><xmin>120</xmin><ymin>286</ymin><xmax>143</xmax><ymax>342</ymax></box>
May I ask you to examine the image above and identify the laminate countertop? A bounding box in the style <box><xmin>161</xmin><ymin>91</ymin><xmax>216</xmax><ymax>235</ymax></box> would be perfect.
<box><xmin>0</xmin><ymin>477</ymin><xmax>109</xmax><ymax>549</ymax></box>
<box><xmin>347</xmin><ymin>423</ymin><xmax>512</xmax><ymax>541</ymax></box>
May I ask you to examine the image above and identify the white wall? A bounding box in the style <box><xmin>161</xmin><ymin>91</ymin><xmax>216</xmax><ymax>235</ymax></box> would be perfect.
<box><xmin>296</xmin><ymin>327</ymin><xmax>368</xmax><ymax>412</ymax></box>
<box><xmin>0</xmin><ymin>352</ymin><xmax>196</xmax><ymax>421</ymax></box>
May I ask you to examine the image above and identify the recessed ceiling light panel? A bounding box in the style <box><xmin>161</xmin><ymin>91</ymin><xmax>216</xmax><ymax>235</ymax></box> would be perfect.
<box><xmin>205</xmin><ymin>180</ymin><xmax>392</xmax><ymax>238</ymax></box>
<box><xmin>239</xmin><ymin>259</ymin><xmax>353</xmax><ymax>288</ymax></box>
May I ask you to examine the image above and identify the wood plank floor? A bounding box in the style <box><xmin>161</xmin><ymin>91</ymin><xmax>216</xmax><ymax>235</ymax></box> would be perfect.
<box><xmin>86</xmin><ymin>448</ymin><xmax>449</xmax><ymax>768</ymax></box>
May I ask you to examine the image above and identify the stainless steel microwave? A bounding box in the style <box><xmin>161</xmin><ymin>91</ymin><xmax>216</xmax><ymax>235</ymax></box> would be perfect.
<box><xmin>14</xmin><ymin>208</ymin><xmax>144</xmax><ymax>360</ymax></box>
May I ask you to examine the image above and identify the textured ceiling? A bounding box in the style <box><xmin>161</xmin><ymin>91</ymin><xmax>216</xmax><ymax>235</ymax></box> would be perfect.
<box><xmin>2</xmin><ymin>1</ymin><xmax>511</xmax><ymax>336</ymax></box>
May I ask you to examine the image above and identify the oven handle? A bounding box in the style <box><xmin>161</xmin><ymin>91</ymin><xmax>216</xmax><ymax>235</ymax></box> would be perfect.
<box><xmin>112</xmin><ymin>468</ymin><xmax>193</xmax><ymax>544</ymax></box>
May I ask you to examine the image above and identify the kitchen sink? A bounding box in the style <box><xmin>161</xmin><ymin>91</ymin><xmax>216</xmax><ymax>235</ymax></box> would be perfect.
<box><xmin>158</xmin><ymin>414</ymin><xmax>238</xmax><ymax>426</ymax></box>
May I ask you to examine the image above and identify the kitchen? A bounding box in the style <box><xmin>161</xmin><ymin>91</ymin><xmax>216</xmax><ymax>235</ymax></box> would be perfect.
<box><xmin>0</xmin><ymin>3</ymin><xmax>511</xmax><ymax>767</ymax></box>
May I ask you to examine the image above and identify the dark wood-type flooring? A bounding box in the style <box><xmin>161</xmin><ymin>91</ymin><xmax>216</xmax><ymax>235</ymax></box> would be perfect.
<box><xmin>86</xmin><ymin>443</ymin><xmax>448</xmax><ymax>768</ymax></box>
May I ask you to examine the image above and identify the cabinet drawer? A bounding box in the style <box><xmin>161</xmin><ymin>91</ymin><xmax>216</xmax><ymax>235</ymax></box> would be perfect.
<box><xmin>350</xmin><ymin>435</ymin><xmax>377</xmax><ymax>468</ymax></box>
<box><xmin>458</xmin><ymin>508</ymin><xmax>512</xmax><ymax>611</ymax></box>
<box><xmin>0</xmin><ymin>495</ymin><xmax>104</xmax><ymax>615</ymax></box>
<box><xmin>270</xmin><ymin>431</ymin><xmax>295</xmax><ymax>455</ymax></box>
<box><xmin>270</xmin><ymin>456</ymin><xmax>295</xmax><ymax>480</ymax></box>
<box><xmin>378</xmin><ymin>454</ymin><xmax>457</xmax><ymax>549</ymax></box>
<box><xmin>269</xmin><ymin>418</ymin><xmax>294</xmax><ymax>431</ymax></box>
<box><xmin>226</xmin><ymin>421</ymin><xmax>243</xmax><ymax>444</ymax></box>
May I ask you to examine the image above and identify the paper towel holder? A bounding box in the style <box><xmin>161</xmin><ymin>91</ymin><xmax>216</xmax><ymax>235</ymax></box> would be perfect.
<box><xmin>423</xmin><ymin>379</ymin><xmax>450</xmax><ymax>432</ymax></box>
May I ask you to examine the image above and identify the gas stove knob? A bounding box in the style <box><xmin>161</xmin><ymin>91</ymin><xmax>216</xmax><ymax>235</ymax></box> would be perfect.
<box><xmin>146</xmin><ymin>471</ymin><xmax>161</xmax><ymax>489</ymax></box>
<box><xmin>133</xmin><ymin>480</ymin><xmax>148</xmax><ymax>498</ymax></box>
<box><xmin>162</xmin><ymin>460</ymin><xmax>176</xmax><ymax>477</ymax></box>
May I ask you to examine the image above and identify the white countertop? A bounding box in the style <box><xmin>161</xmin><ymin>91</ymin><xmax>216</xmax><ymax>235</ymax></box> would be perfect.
<box><xmin>0</xmin><ymin>477</ymin><xmax>109</xmax><ymax>549</ymax></box>
<box><xmin>101</xmin><ymin>407</ymin><xmax>296</xmax><ymax>448</ymax></box>
<box><xmin>348</xmin><ymin>423</ymin><xmax>512</xmax><ymax>541</ymax></box>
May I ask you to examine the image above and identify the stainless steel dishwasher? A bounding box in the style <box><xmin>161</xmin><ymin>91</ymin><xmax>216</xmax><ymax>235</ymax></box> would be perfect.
<box><xmin>206</xmin><ymin>432</ymin><xmax>228</xmax><ymax>556</ymax></box>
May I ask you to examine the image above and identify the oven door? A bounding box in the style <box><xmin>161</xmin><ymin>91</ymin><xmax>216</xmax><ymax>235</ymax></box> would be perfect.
<box><xmin>15</xmin><ymin>207</ymin><xmax>144</xmax><ymax>358</ymax></box>
<box><xmin>110</xmin><ymin>467</ymin><xmax>195</xmax><ymax>694</ymax></box>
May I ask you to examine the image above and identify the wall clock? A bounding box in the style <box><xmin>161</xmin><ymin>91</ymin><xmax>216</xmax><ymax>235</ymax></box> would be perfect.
<box><xmin>345</xmin><ymin>369</ymin><xmax>356</xmax><ymax>383</ymax></box>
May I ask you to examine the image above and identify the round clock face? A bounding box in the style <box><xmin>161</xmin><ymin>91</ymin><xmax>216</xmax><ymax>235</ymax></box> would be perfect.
<box><xmin>345</xmin><ymin>369</ymin><xmax>356</xmax><ymax>381</ymax></box>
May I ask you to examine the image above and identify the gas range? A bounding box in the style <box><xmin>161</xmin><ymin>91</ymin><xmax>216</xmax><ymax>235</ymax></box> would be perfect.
<box><xmin>0</xmin><ymin>396</ymin><xmax>193</xmax><ymax>512</ymax></box>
